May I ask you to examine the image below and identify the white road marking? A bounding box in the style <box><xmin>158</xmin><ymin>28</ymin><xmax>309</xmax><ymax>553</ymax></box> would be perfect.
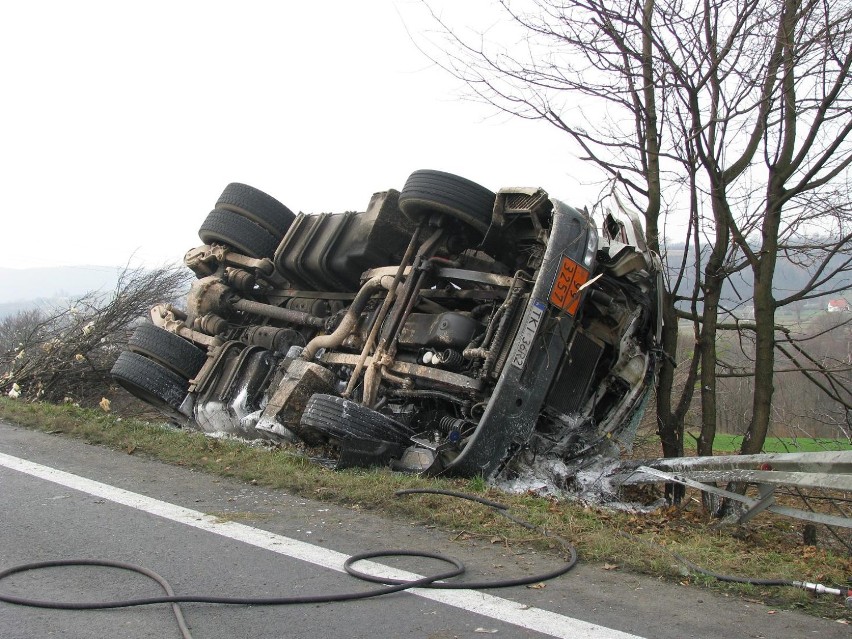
<box><xmin>0</xmin><ymin>451</ymin><xmax>645</xmax><ymax>639</ymax></box>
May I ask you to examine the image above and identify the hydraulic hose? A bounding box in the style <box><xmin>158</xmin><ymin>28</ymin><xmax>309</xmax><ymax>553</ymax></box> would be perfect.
<box><xmin>6</xmin><ymin>487</ymin><xmax>843</xmax><ymax>639</ymax></box>
<box><xmin>619</xmin><ymin>531</ymin><xmax>851</xmax><ymax>598</ymax></box>
<box><xmin>0</xmin><ymin>559</ymin><xmax>193</xmax><ymax>639</ymax></box>
<box><xmin>0</xmin><ymin>490</ymin><xmax>579</xmax><ymax>639</ymax></box>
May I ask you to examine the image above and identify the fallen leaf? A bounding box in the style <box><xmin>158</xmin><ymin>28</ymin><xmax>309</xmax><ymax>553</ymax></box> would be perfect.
<box><xmin>767</xmin><ymin>610</ymin><xmax>777</xmax><ymax>615</ymax></box>
<box><xmin>126</xmin><ymin>445</ymin><xmax>136</xmax><ymax>455</ymax></box>
<box><xmin>526</xmin><ymin>583</ymin><xmax>546</xmax><ymax>590</ymax></box>
<box><xmin>490</xmin><ymin>536</ymin><xmax>503</xmax><ymax>544</ymax></box>
<box><xmin>603</xmin><ymin>563</ymin><xmax>618</xmax><ymax>571</ymax></box>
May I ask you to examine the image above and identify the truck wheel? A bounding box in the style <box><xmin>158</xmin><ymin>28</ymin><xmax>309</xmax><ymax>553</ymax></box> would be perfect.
<box><xmin>127</xmin><ymin>324</ymin><xmax>207</xmax><ymax>380</ymax></box>
<box><xmin>399</xmin><ymin>169</ymin><xmax>495</xmax><ymax>237</ymax></box>
<box><xmin>110</xmin><ymin>351</ymin><xmax>188</xmax><ymax>412</ymax></box>
<box><xmin>216</xmin><ymin>183</ymin><xmax>296</xmax><ymax>240</ymax></box>
<box><xmin>199</xmin><ymin>208</ymin><xmax>280</xmax><ymax>258</ymax></box>
<box><xmin>300</xmin><ymin>394</ymin><xmax>414</xmax><ymax>445</ymax></box>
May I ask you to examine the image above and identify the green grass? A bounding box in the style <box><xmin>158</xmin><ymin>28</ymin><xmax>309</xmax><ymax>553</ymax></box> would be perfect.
<box><xmin>709</xmin><ymin>434</ymin><xmax>851</xmax><ymax>453</ymax></box>
<box><xmin>0</xmin><ymin>397</ymin><xmax>850</xmax><ymax>621</ymax></box>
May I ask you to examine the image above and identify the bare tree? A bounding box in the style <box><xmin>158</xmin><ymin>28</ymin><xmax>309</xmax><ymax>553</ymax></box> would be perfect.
<box><xmin>0</xmin><ymin>264</ymin><xmax>191</xmax><ymax>406</ymax></box>
<box><xmin>667</xmin><ymin>0</ymin><xmax>852</xmax><ymax>456</ymax></box>
<box><xmin>419</xmin><ymin>0</ymin><xmax>852</xmax><ymax>470</ymax></box>
<box><xmin>418</xmin><ymin>0</ymin><xmax>718</xmax><ymax>487</ymax></box>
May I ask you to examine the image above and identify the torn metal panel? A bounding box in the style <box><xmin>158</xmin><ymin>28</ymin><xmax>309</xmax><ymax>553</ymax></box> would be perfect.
<box><xmin>618</xmin><ymin>450</ymin><xmax>852</xmax><ymax>474</ymax></box>
<box><xmin>616</xmin><ymin>467</ymin><xmax>852</xmax><ymax>492</ymax></box>
<box><xmin>609</xmin><ymin>455</ymin><xmax>852</xmax><ymax>528</ymax></box>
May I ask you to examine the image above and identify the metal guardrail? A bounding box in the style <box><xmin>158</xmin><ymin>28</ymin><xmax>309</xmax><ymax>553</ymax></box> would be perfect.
<box><xmin>609</xmin><ymin>451</ymin><xmax>852</xmax><ymax>528</ymax></box>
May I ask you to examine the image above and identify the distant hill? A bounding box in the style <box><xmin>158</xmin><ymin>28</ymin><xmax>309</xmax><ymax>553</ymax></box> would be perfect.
<box><xmin>0</xmin><ymin>265</ymin><xmax>128</xmax><ymax>319</ymax></box>
<box><xmin>0</xmin><ymin>265</ymin><xmax>127</xmax><ymax>304</ymax></box>
<box><xmin>662</xmin><ymin>245</ymin><xmax>852</xmax><ymax>317</ymax></box>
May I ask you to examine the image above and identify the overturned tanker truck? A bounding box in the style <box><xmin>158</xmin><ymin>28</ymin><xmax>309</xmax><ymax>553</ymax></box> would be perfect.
<box><xmin>111</xmin><ymin>170</ymin><xmax>663</xmax><ymax>479</ymax></box>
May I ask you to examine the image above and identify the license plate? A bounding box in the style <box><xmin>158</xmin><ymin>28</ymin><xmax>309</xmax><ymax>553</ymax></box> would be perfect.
<box><xmin>511</xmin><ymin>299</ymin><xmax>546</xmax><ymax>370</ymax></box>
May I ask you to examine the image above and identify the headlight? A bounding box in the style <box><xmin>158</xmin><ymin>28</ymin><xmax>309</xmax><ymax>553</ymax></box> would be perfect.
<box><xmin>582</xmin><ymin>226</ymin><xmax>598</xmax><ymax>267</ymax></box>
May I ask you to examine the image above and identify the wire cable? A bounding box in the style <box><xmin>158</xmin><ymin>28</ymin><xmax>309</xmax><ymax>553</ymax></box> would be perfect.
<box><xmin>0</xmin><ymin>559</ymin><xmax>193</xmax><ymax>639</ymax></box>
<box><xmin>618</xmin><ymin>530</ymin><xmax>852</xmax><ymax>598</ymax></box>
<box><xmin>0</xmin><ymin>490</ymin><xmax>579</xmax><ymax>639</ymax></box>
<box><xmin>350</xmin><ymin>489</ymin><xmax>579</xmax><ymax>589</ymax></box>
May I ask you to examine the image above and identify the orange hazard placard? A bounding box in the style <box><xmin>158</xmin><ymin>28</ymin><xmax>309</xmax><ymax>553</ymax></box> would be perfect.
<box><xmin>549</xmin><ymin>255</ymin><xmax>590</xmax><ymax>315</ymax></box>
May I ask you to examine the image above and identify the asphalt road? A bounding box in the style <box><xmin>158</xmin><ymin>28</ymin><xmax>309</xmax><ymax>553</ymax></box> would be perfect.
<box><xmin>0</xmin><ymin>420</ymin><xmax>848</xmax><ymax>639</ymax></box>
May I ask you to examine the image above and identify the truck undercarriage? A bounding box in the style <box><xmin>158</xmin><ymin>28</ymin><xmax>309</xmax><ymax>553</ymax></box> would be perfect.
<box><xmin>112</xmin><ymin>170</ymin><xmax>663</xmax><ymax>479</ymax></box>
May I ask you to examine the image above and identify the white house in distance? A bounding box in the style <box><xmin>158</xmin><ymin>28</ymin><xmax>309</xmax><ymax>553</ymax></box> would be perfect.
<box><xmin>827</xmin><ymin>298</ymin><xmax>851</xmax><ymax>313</ymax></box>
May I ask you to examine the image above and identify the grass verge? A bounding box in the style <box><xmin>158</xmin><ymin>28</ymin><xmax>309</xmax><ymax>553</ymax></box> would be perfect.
<box><xmin>707</xmin><ymin>434</ymin><xmax>851</xmax><ymax>453</ymax></box>
<box><xmin>0</xmin><ymin>398</ymin><xmax>849</xmax><ymax>621</ymax></box>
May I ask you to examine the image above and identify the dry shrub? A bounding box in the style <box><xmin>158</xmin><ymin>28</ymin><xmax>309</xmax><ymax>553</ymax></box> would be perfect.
<box><xmin>0</xmin><ymin>264</ymin><xmax>190</xmax><ymax>407</ymax></box>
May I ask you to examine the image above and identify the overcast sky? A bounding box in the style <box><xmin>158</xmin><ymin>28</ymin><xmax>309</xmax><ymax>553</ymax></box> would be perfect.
<box><xmin>1</xmin><ymin>1</ymin><xmax>601</xmax><ymax>270</ymax></box>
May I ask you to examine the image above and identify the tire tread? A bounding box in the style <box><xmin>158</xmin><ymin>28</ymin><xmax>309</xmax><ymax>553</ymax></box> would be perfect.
<box><xmin>198</xmin><ymin>208</ymin><xmax>280</xmax><ymax>258</ymax></box>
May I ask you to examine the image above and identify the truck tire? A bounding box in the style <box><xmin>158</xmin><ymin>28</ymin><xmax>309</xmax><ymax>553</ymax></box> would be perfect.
<box><xmin>216</xmin><ymin>183</ymin><xmax>296</xmax><ymax>240</ymax></box>
<box><xmin>399</xmin><ymin>169</ymin><xmax>495</xmax><ymax>236</ymax></box>
<box><xmin>127</xmin><ymin>324</ymin><xmax>207</xmax><ymax>380</ymax></box>
<box><xmin>110</xmin><ymin>351</ymin><xmax>188</xmax><ymax>412</ymax></box>
<box><xmin>300</xmin><ymin>394</ymin><xmax>414</xmax><ymax>445</ymax></box>
<box><xmin>199</xmin><ymin>208</ymin><xmax>280</xmax><ymax>258</ymax></box>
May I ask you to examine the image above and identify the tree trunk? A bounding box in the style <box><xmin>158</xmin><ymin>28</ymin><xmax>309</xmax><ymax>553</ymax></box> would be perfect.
<box><xmin>656</xmin><ymin>293</ymin><xmax>681</xmax><ymax>458</ymax></box>
<box><xmin>743</xmin><ymin>266</ymin><xmax>776</xmax><ymax>454</ymax></box>
<box><xmin>697</xmin><ymin>269</ymin><xmax>724</xmax><ymax>457</ymax></box>
<box><xmin>655</xmin><ymin>290</ymin><xmax>685</xmax><ymax>502</ymax></box>
<box><xmin>741</xmin><ymin>188</ymin><xmax>783</xmax><ymax>454</ymax></box>
<box><xmin>698</xmin><ymin>193</ymin><xmax>730</xmax><ymax>457</ymax></box>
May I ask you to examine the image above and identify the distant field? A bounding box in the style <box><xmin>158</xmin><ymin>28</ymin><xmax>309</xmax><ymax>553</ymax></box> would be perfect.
<box><xmin>709</xmin><ymin>434</ymin><xmax>852</xmax><ymax>453</ymax></box>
